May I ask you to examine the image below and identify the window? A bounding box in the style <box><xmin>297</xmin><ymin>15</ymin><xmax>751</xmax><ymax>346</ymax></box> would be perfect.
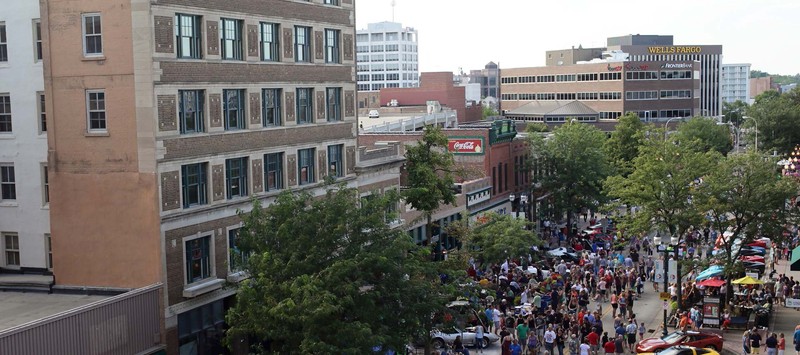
<box><xmin>82</xmin><ymin>14</ymin><xmax>102</xmax><ymax>56</ymax></box>
<box><xmin>262</xmin><ymin>89</ymin><xmax>281</xmax><ymax>126</ymax></box>
<box><xmin>326</xmin><ymin>87</ymin><xmax>341</xmax><ymax>122</ymax></box>
<box><xmin>220</xmin><ymin>18</ymin><xmax>243</xmax><ymax>60</ymax></box>
<box><xmin>325</xmin><ymin>29</ymin><xmax>340</xmax><ymax>63</ymax></box>
<box><xmin>34</xmin><ymin>20</ymin><xmax>42</xmax><ymax>61</ymax></box>
<box><xmin>260</xmin><ymin>22</ymin><xmax>279</xmax><ymax>61</ymax></box>
<box><xmin>179</xmin><ymin>90</ymin><xmax>204</xmax><ymax>134</ymax></box>
<box><xmin>45</xmin><ymin>233</ymin><xmax>52</xmax><ymax>270</ymax></box>
<box><xmin>4</xmin><ymin>233</ymin><xmax>19</xmax><ymax>267</ymax></box>
<box><xmin>181</xmin><ymin>163</ymin><xmax>207</xmax><ymax>208</ymax></box>
<box><xmin>264</xmin><ymin>152</ymin><xmax>283</xmax><ymax>191</ymax></box>
<box><xmin>327</xmin><ymin>144</ymin><xmax>343</xmax><ymax>178</ymax></box>
<box><xmin>223</xmin><ymin>89</ymin><xmax>245</xmax><ymax>130</ymax></box>
<box><xmin>294</xmin><ymin>26</ymin><xmax>311</xmax><ymax>62</ymax></box>
<box><xmin>298</xmin><ymin>148</ymin><xmax>315</xmax><ymax>185</ymax></box>
<box><xmin>225</xmin><ymin>157</ymin><xmax>248</xmax><ymax>199</ymax></box>
<box><xmin>42</xmin><ymin>165</ymin><xmax>49</xmax><ymax>205</ymax></box>
<box><xmin>178</xmin><ymin>299</ymin><xmax>225</xmax><ymax>354</ymax></box>
<box><xmin>296</xmin><ymin>88</ymin><xmax>313</xmax><ymax>124</ymax></box>
<box><xmin>0</xmin><ymin>94</ymin><xmax>10</xmax><ymax>133</ymax></box>
<box><xmin>38</xmin><ymin>93</ymin><xmax>46</xmax><ymax>133</ymax></box>
<box><xmin>324</xmin><ymin>0</ymin><xmax>339</xmax><ymax>4</ymax></box>
<box><xmin>175</xmin><ymin>14</ymin><xmax>202</xmax><ymax>59</ymax></box>
<box><xmin>185</xmin><ymin>236</ymin><xmax>211</xmax><ymax>283</ymax></box>
<box><xmin>86</xmin><ymin>90</ymin><xmax>106</xmax><ymax>132</ymax></box>
<box><xmin>0</xmin><ymin>165</ymin><xmax>14</xmax><ymax>200</ymax></box>
<box><xmin>228</xmin><ymin>228</ymin><xmax>248</xmax><ymax>272</ymax></box>
<box><xmin>0</xmin><ymin>23</ymin><xmax>7</xmax><ymax>62</ymax></box>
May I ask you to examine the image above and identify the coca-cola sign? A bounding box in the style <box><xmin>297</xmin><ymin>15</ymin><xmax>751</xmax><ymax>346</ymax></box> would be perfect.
<box><xmin>448</xmin><ymin>137</ymin><xmax>484</xmax><ymax>155</ymax></box>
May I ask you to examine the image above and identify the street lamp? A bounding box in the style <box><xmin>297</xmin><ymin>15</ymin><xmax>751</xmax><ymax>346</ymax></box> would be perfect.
<box><xmin>743</xmin><ymin>116</ymin><xmax>758</xmax><ymax>152</ymax></box>
<box><xmin>654</xmin><ymin>235</ymin><xmax>682</xmax><ymax>337</ymax></box>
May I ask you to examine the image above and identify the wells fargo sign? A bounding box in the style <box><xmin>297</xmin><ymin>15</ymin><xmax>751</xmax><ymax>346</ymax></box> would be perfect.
<box><xmin>647</xmin><ymin>46</ymin><xmax>703</xmax><ymax>54</ymax></box>
<box><xmin>448</xmin><ymin>137</ymin><xmax>484</xmax><ymax>155</ymax></box>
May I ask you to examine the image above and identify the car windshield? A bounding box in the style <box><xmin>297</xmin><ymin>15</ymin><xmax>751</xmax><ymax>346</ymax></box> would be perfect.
<box><xmin>662</xmin><ymin>332</ymin><xmax>685</xmax><ymax>344</ymax></box>
<box><xmin>660</xmin><ymin>347</ymin><xmax>696</xmax><ymax>355</ymax></box>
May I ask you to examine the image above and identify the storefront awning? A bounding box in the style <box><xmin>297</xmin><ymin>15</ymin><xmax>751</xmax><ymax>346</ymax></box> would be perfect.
<box><xmin>792</xmin><ymin>245</ymin><xmax>800</xmax><ymax>271</ymax></box>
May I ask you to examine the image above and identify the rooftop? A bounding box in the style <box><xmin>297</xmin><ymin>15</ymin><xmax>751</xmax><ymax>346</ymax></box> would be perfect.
<box><xmin>0</xmin><ymin>290</ymin><xmax>108</xmax><ymax>332</ymax></box>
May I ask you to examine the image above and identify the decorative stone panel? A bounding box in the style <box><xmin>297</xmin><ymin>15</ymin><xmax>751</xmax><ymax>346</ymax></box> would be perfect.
<box><xmin>157</xmin><ymin>95</ymin><xmax>177</xmax><ymax>132</ymax></box>
<box><xmin>344</xmin><ymin>90</ymin><xmax>355</xmax><ymax>117</ymax></box>
<box><xmin>251</xmin><ymin>159</ymin><xmax>263</xmax><ymax>193</ymax></box>
<box><xmin>249</xmin><ymin>92</ymin><xmax>261</xmax><ymax>125</ymax></box>
<box><xmin>315</xmin><ymin>90</ymin><xmax>326</xmax><ymax>122</ymax></box>
<box><xmin>206</xmin><ymin>21</ymin><xmax>219</xmax><ymax>56</ymax></box>
<box><xmin>314</xmin><ymin>31</ymin><xmax>324</xmax><ymax>61</ymax></box>
<box><xmin>159</xmin><ymin>62</ymin><xmax>352</xmax><ymax>84</ymax></box>
<box><xmin>161</xmin><ymin>171</ymin><xmax>181</xmax><ymax>211</ymax></box>
<box><xmin>284</xmin><ymin>92</ymin><xmax>295</xmax><ymax>122</ymax></box>
<box><xmin>212</xmin><ymin>164</ymin><xmax>225</xmax><ymax>201</ymax></box>
<box><xmin>209</xmin><ymin>94</ymin><xmax>222</xmax><ymax>128</ymax></box>
<box><xmin>346</xmin><ymin>146</ymin><xmax>356</xmax><ymax>175</ymax></box>
<box><xmin>343</xmin><ymin>0</ymin><xmax>353</xmax><ymax>4</ymax></box>
<box><xmin>287</xmin><ymin>154</ymin><xmax>297</xmax><ymax>187</ymax></box>
<box><xmin>247</xmin><ymin>24</ymin><xmax>259</xmax><ymax>58</ymax></box>
<box><xmin>318</xmin><ymin>150</ymin><xmax>327</xmax><ymax>179</ymax></box>
<box><xmin>343</xmin><ymin>33</ymin><xmax>353</xmax><ymax>61</ymax></box>
<box><xmin>282</xmin><ymin>28</ymin><xmax>294</xmax><ymax>60</ymax></box>
<box><xmin>154</xmin><ymin>16</ymin><xmax>174</xmax><ymax>54</ymax></box>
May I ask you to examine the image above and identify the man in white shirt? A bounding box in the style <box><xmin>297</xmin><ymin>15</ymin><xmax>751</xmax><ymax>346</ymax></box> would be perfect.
<box><xmin>544</xmin><ymin>325</ymin><xmax>557</xmax><ymax>353</ymax></box>
<box><xmin>492</xmin><ymin>307</ymin><xmax>501</xmax><ymax>335</ymax></box>
<box><xmin>474</xmin><ymin>324</ymin><xmax>485</xmax><ymax>353</ymax></box>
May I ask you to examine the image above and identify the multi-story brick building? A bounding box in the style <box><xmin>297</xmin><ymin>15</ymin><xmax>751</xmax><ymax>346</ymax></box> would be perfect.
<box><xmin>500</xmin><ymin>61</ymin><xmax>700</xmax><ymax>123</ymax></box>
<box><xmin>41</xmin><ymin>0</ymin><xmax>362</xmax><ymax>353</ymax></box>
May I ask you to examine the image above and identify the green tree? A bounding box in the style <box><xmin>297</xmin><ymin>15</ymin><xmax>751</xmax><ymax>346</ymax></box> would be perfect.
<box><xmin>604</xmin><ymin>112</ymin><xmax>647</xmax><ymax>177</ymax></box>
<box><xmin>722</xmin><ymin>100</ymin><xmax>749</xmax><ymax>126</ymax></box>
<box><xmin>482</xmin><ymin>105</ymin><xmax>498</xmax><ymax>119</ymax></box>
<box><xmin>226</xmin><ymin>186</ymin><xmax>463</xmax><ymax>354</ymax></box>
<box><xmin>525</xmin><ymin>122</ymin><xmax>549</xmax><ymax>133</ymax></box>
<box><xmin>747</xmin><ymin>88</ymin><xmax>800</xmax><ymax>154</ymax></box>
<box><xmin>605</xmin><ymin>135</ymin><xmax>720</xmax><ymax>249</ymax></box>
<box><xmin>695</xmin><ymin>152</ymin><xmax>799</xmax><ymax>311</ymax></box>
<box><xmin>673</xmin><ymin>116</ymin><xmax>733</xmax><ymax>155</ymax></box>
<box><xmin>529</xmin><ymin>120</ymin><xmax>611</xmax><ymax>237</ymax></box>
<box><xmin>402</xmin><ymin>125</ymin><xmax>459</xmax><ymax>260</ymax></box>
<box><xmin>468</xmin><ymin>213</ymin><xmax>541</xmax><ymax>266</ymax></box>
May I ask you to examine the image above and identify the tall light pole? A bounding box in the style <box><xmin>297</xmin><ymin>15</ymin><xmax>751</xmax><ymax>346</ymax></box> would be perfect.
<box><xmin>655</xmin><ymin>236</ymin><xmax>669</xmax><ymax>337</ymax></box>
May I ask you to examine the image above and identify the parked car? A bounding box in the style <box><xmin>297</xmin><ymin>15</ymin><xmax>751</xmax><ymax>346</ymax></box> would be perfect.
<box><xmin>369</xmin><ymin>110</ymin><xmax>380</xmax><ymax>118</ymax></box>
<box><xmin>636</xmin><ymin>331</ymin><xmax>723</xmax><ymax>353</ymax></box>
<box><xmin>638</xmin><ymin>346</ymin><xmax>720</xmax><ymax>355</ymax></box>
<box><xmin>546</xmin><ymin>247</ymin><xmax>580</xmax><ymax>262</ymax></box>
<box><xmin>430</xmin><ymin>326</ymin><xmax>500</xmax><ymax>349</ymax></box>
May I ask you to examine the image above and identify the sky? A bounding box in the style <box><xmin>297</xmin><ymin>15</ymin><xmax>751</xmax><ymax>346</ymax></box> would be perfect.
<box><xmin>354</xmin><ymin>0</ymin><xmax>800</xmax><ymax>75</ymax></box>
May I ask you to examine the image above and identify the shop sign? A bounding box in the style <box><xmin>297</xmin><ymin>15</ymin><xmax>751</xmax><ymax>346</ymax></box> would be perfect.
<box><xmin>625</xmin><ymin>63</ymin><xmax>650</xmax><ymax>71</ymax></box>
<box><xmin>448</xmin><ymin>137</ymin><xmax>484</xmax><ymax>155</ymax></box>
<box><xmin>607</xmin><ymin>64</ymin><xmax>622</xmax><ymax>72</ymax></box>
<box><xmin>661</xmin><ymin>63</ymin><xmax>693</xmax><ymax>69</ymax></box>
<box><xmin>647</xmin><ymin>46</ymin><xmax>703</xmax><ymax>54</ymax></box>
<box><xmin>786</xmin><ymin>298</ymin><xmax>800</xmax><ymax>308</ymax></box>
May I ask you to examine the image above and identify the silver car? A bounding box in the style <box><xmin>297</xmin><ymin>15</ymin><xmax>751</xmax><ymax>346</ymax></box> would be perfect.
<box><xmin>430</xmin><ymin>326</ymin><xmax>500</xmax><ymax>349</ymax></box>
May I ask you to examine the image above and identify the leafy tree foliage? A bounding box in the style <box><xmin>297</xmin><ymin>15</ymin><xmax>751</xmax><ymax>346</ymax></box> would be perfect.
<box><xmin>525</xmin><ymin>122</ymin><xmax>549</xmax><ymax>133</ymax></box>
<box><xmin>604</xmin><ymin>112</ymin><xmax>647</xmax><ymax>177</ymax></box>
<box><xmin>482</xmin><ymin>105</ymin><xmax>498</xmax><ymax>119</ymax></box>
<box><xmin>529</xmin><ymin>121</ymin><xmax>611</xmax><ymax>236</ymax></box>
<box><xmin>747</xmin><ymin>88</ymin><xmax>800</xmax><ymax>154</ymax></box>
<box><xmin>695</xmin><ymin>153</ymin><xmax>799</xmax><ymax>309</ymax></box>
<box><xmin>722</xmin><ymin>100</ymin><xmax>749</xmax><ymax>126</ymax></box>
<box><xmin>673</xmin><ymin>117</ymin><xmax>733</xmax><ymax>155</ymax></box>
<box><xmin>226</xmin><ymin>187</ymin><xmax>463</xmax><ymax>354</ymax></box>
<box><xmin>468</xmin><ymin>213</ymin><xmax>541</xmax><ymax>266</ymax></box>
<box><xmin>402</xmin><ymin>125</ymin><xmax>459</xmax><ymax>259</ymax></box>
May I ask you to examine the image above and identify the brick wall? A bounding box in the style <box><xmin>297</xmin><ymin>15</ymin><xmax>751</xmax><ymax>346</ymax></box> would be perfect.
<box><xmin>157</xmin><ymin>0</ymin><xmax>352</xmax><ymax>26</ymax></box>
<box><xmin>158</xmin><ymin>61</ymin><xmax>352</xmax><ymax>84</ymax></box>
<box><xmin>161</xmin><ymin>171</ymin><xmax>181</xmax><ymax>211</ymax></box>
<box><xmin>153</xmin><ymin>16</ymin><xmax>174</xmax><ymax>53</ymax></box>
<box><xmin>157</xmin><ymin>95</ymin><xmax>177</xmax><ymax>131</ymax></box>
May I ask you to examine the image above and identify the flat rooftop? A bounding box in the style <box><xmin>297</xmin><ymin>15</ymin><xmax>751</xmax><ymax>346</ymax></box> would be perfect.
<box><xmin>358</xmin><ymin>114</ymin><xmax>418</xmax><ymax>129</ymax></box>
<box><xmin>0</xmin><ymin>289</ymin><xmax>108</xmax><ymax>332</ymax></box>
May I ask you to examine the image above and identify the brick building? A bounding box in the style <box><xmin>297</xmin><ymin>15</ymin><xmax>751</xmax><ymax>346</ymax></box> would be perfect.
<box><xmin>41</xmin><ymin>0</ymin><xmax>372</xmax><ymax>353</ymax></box>
<box><xmin>378</xmin><ymin>72</ymin><xmax>483</xmax><ymax>123</ymax></box>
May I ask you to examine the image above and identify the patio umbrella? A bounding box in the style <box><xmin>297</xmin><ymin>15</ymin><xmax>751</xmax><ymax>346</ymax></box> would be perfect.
<box><xmin>748</xmin><ymin>241</ymin><xmax>767</xmax><ymax>248</ymax></box>
<box><xmin>696</xmin><ymin>265</ymin><xmax>724</xmax><ymax>281</ymax></box>
<box><xmin>731</xmin><ymin>276</ymin><xmax>763</xmax><ymax>285</ymax></box>
<box><xmin>696</xmin><ymin>278</ymin><xmax>726</xmax><ymax>287</ymax></box>
<box><xmin>741</xmin><ymin>255</ymin><xmax>765</xmax><ymax>263</ymax></box>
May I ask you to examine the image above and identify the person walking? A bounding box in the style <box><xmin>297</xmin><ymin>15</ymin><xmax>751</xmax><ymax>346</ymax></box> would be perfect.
<box><xmin>767</xmin><ymin>333</ymin><xmax>779</xmax><ymax>355</ymax></box>
<box><xmin>744</xmin><ymin>330</ymin><xmax>753</xmax><ymax>355</ymax></box>
<box><xmin>778</xmin><ymin>333</ymin><xmax>785</xmax><ymax>355</ymax></box>
<box><xmin>752</xmin><ymin>328</ymin><xmax>763</xmax><ymax>355</ymax></box>
<box><xmin>475</xmin><ymin>323</ymin><xmax>485</xmax><ymax>353</ymax></box>
<box><xmin>793</xmin><ymin>325</ymin><xmax>800</xmax><ymax>355</ymax></box>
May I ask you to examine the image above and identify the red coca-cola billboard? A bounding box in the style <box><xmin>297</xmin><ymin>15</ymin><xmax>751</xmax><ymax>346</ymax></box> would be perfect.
<box><xmin>447</xmin><ymin>137</ymin><xmax>484</xmax><ymax>155</ymax></box>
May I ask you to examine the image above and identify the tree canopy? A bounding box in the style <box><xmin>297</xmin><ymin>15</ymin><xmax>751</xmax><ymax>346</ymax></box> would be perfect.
<box><xmin>529</xmin><ymin>120</ymin><xmax>611</xmax><ymax>235</ymax></box>
<box><xmin>722</xmin><ymin>100</ymin><xmax>748</xmax><ymax>127</ymax></box>
<box><xmin>673</xmin><ymin>116</ymin><xmax>733</xmax><ymax>155</ymax></box>
<box><xmin>226</xmin><ymin>186</ymin><xmax>463</xmax><ymax>354</ymax></box>
<box><xmin>604</xmin><ymin>112</ymin><xmax>647</xmax><ymax>177</ymax></box>
<box><xmin>746</xmin><ymin>88</ymin><xmax>800</xmax><ymax>154</ymax></box>
<box><xmin>468</xmin><ymin>213</ymin><xmax>541</xmax><ymax>266</ymax></box>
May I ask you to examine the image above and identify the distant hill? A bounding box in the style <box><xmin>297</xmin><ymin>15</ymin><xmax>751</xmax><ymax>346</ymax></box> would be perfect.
<box><xmin>751</xmin><ymin>70</ymin><xmax>800</xmax><ymax>85</ymax></box>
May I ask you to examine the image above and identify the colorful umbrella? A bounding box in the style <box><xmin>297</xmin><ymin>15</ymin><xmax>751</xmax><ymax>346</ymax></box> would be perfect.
<box><xmin>696</xmin><ymin>278</ymin><xmax>726</xmax><ymax>287</ymax></box>
<box><xmin>741</xmin><ymin>255</ymin><xmax>765</xmax><ymax>262</ymax></box>
<box><xmin>731</xmin><ymin>276</ymin><xmax>763</xmax><ymax>285</ymax></box>
<box><xmin>696</xmin><ymin>265</ymin><xmax>724</xmax><ymax>281</ymax></box>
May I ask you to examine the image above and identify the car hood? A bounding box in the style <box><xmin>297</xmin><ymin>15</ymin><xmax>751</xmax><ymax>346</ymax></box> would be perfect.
<box><xmin>637</xmin><ymin>338</ymin><xmax>667</xmax><ymax>350</ymax></box>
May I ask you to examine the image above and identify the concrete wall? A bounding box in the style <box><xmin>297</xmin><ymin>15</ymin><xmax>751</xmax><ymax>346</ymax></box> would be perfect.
<box><xmin>0</xmin><ymin>0</ymin><xmax>50</xmax><ymax>271</ymax></box>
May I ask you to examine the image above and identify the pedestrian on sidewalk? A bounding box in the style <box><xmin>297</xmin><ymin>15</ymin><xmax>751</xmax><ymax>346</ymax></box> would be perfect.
<box><xmin>752</xmin><ymin>328</ymin><xmax>763</xmax><ymax>355</ymax></box>
<box><xmin>793</xmin><ymin>325</ymin><xmax>800</xmax><ymax>355</ymax></box>
<box><xmin>777</xmin><ymin>333</ymin><xmax>785</xmax><ymax>355</ymax></box>
<box><xmin>768</xmin><ymin>333</ymin><xmax>779</xmax><ymax>355</ymax></box>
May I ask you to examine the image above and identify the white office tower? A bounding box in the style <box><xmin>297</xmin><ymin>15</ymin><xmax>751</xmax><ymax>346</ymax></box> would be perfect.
<box><xmin>356</xmin><ymin>21</ymin><xmax>419</xmax><ymax>91</ymax></box>
<box><xmin>721</xmin><ymin>63</ymin><xmax>751</xmax><ymax>104</ymax></box>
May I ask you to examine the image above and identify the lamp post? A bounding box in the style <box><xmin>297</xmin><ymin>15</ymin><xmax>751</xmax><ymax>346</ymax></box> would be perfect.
<box><xmin>654</xmin><ymin>236</ymin><xmax>669</xmax><ymax>337</ymax></box>
<box><xmin>654</xmin><ymin>235</ymin><xmax>682</xmax><ymax>336</ymax></box>
<box><xmin>743</xmin><ymin>116</ymin><xmax>758</xmax><ymax>152</ymax></box>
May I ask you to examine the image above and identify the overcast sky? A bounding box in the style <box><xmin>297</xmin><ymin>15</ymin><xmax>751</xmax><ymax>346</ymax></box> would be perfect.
<box><xmin>354</xmin><ymin>0</ymin><xmax>799</xmax><ymax>75</ymax></box>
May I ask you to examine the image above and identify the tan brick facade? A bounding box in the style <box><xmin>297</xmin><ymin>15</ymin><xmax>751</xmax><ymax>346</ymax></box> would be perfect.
<box><xmin>154</xmin><ymin>16</ymin><xmax>174</xmax><ymax>54</ymax></box>
<box><xmin>206</xmin><ymin>21</ymin><xmax>219</xmax><ymax>56</ymax></box>
<box><xmin>158</xmin><ymin>62</ymin><xmax>352</xmax><ymax>84</ymax></box>
<box><xmin>157</xmin><ymin>95</ymin><xmax>177</xmax><ymax>132</ymax></box>
<box><xmin>208</xmin><ymin>94</ymin><xmax>222</xmax><ymax>127</ymax></box>
<box><xmin>161</xmin><ymin>171</ymin><xmax>181</xmax><ymax>211</ymax></box>
<box><xmin>248</xmin><ymin>92</ymin><xmax>261</xmax><ymax>126</ymax></box>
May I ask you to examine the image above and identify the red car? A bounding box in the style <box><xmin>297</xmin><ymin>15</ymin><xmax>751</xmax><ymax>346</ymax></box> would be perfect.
<box><xmin>636</xmin><ymin>331</ymin><xmax>724</xmax><ymax>353</ymax></box>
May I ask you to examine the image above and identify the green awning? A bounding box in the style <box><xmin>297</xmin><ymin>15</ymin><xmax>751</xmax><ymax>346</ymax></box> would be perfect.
<box><xmin>792</xmin><ymin>245</ymin><xmax>800</xmax><ymax>271</ymax></box>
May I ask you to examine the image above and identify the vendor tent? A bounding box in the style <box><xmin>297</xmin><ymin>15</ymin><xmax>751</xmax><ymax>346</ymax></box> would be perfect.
<box><xmin>792</xmin><ymin>245</ymin><xmax>800</xmax><ymax>271</ymax></box>
<box><xmin>696</xmin><ymin>265</ymin><xmax>724</xmax><ymax>281</ymax></box>
<box><xmin>731</xmin><ymin>276</ymin><xmax>763</xmax><ymax>285</ymax></box>
<box><xmin>697</xmin><ymin>278</ymin><xmax>726</xmax><ymax>287</ymax></box>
